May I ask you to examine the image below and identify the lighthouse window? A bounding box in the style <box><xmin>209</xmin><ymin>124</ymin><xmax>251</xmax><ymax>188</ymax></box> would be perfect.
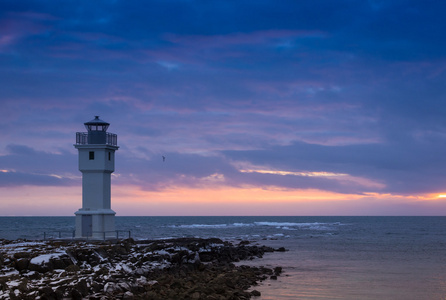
<box><xmin>89</xmin><ymin>151</ymin><xmax>95</xmax><ymax>160</ymax></box>
<box><xmin>108</xmin><ymin>152</ymin><xmax>111</xmax><ymax>160</ymax></box>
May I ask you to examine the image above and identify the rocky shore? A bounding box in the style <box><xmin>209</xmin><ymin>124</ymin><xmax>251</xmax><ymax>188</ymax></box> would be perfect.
<box><xmin>0</xmin><ymin>238</ymin><xmax>285</xmax><ymax>299</ymax></box>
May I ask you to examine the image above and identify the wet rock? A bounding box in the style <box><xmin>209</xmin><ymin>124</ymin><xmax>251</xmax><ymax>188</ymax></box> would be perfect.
<box><xmin>239</xmin><ymin>240</ymin><xmax>251</xmax><ymax>246</ymax></box>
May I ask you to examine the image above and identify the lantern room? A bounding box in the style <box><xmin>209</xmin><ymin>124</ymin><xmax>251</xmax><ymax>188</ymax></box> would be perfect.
<box><xmin>84</xmin><ymin>116</ymin><xmax>110</xmax><ymax>145</ymax></box>
<box><xmin>84</xmin><ymin>116</ymin><xmax>110</xmax><ymax>132</ymax></box>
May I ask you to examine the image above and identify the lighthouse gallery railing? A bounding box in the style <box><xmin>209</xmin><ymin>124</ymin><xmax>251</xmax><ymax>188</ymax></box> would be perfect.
<box><xmin>76</xmin><ymin>132</ymin><xmax>118</xmax><ymax>146</ymax></box>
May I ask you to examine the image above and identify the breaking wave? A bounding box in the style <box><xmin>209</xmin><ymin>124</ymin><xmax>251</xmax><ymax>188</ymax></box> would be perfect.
<box><xmin>254</xmin><ymin>221</ymin><xmax>342</xmax><ymax>231</ymax></box>
<box><xmin>168</xmin><ymin>221</ymin><xmax>342</xmax><ymax>230</ymax></box>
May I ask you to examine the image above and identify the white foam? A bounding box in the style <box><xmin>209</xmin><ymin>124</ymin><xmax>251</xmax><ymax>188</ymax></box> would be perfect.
<box><xmin>254</xmin><ymin>221</ymin><xmax>341</xmax><ymax>230</ymax></box>
<box><xmin>233</xmin><ymin>223</ymin><xmax>254</xmax><ymax>227</ymax></box>
<box><xmin>168</xmin><ymin>222</ymin><xmax>256</xmax><ymax>229</ymax></box>
<box><xmin>171</xmin><ymin>224</ymin><xmax>228</xmax><ymax>229</ymax></box>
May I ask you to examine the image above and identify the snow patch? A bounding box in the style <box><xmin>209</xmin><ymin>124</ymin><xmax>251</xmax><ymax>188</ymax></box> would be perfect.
<box><xmin>30</xmin><ymin>250</ymin><xmax>66</xmax><ymax>265</ymax></box>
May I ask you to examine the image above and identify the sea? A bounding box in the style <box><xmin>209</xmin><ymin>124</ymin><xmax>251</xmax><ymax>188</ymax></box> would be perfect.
<box><xmin>1</xmin><ymin>216</ymin><xmax>446</xmax><ymax>299</ymax></box>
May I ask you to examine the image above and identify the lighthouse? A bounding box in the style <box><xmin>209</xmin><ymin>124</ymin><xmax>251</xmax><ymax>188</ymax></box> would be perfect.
<box><xmin>74</xmin><ymin>116</ymin><xmax>119</xmax><ymax>239</ymax></box>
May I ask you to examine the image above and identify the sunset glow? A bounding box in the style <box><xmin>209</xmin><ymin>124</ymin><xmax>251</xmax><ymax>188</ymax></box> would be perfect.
<box><xmin>240</xmin><ymin>169</ymin><xmax>347</xmax><ymax>177</ymax></box>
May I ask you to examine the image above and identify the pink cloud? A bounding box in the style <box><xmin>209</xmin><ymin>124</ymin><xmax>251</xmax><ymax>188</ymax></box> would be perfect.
<box><xmin>0</xmin><ymin>11</ymin><xmax>57</xmax><ymax>54</ymax></box>
<box><xmin>0</xmin><ymin>34</ymin><xmax>17</xmax><ymax>50</ymax></box>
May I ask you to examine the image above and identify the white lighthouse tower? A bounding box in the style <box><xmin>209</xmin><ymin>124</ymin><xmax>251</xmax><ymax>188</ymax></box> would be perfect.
<box><xmin>74</xmin><ymin>116</ymin><xmax>119</xmax><ymax>239</ymax></box>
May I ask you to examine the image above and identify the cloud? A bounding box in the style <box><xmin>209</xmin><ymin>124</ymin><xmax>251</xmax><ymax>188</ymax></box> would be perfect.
<box><xmin>0</xmin><ymin>145</ymin><xmax>78</xmax><ymax>187</ymax></box>
<box><xmin>223</xmin><ymin>137</ymin><xmax>446</xmax><ymax>195</ymax></box>
<box><xmin>0</xmin><ymin>170</ymin><xmax>72</xmax><ymax>187</ymax></box>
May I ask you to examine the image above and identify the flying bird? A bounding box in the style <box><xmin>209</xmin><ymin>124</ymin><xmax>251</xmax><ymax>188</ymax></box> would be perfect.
<box><xmin>162</xmin><ymin>156</ymin><xmax>165</xmax><ymax>162</ymax></box>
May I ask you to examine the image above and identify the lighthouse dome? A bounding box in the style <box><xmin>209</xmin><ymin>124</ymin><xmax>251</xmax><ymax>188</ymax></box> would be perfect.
<box><xmin>84</xmin><ymin>116</ymin><xmax>110</xmax><ymax>132</ymax></box>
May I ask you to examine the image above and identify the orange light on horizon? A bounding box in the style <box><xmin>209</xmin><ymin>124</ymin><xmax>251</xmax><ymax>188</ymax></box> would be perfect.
<box><xmin>2</xmin><ymin>183</ymin><xmax>446</xmax><ymax>216</ymax></box>
<box><xmin>114</xmin><ymin>184</ymin><xmax>364</xmax><ymax>205</ymax></box>
<box><xmin>111</xmin><ymin>184</ymin><xmax>368</xmax><ymax>215</ymax></box>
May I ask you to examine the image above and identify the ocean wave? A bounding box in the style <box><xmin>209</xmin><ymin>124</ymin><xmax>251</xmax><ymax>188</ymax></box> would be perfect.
<box><xmin>169</xmin><ymin>224</ymin><xmax>229</xmax><ymax>229</ymax></box>
<box><xmin>233</xmin><ymin>223</ymin><xmax>255</xmax><ymax>227</ymax></box>
<box><xmin>254</xmin><ymin>221</ymin><xmax>341</xmax><ymax>230</ymax></box>
<box><xmin>168</xmin><ymin>223</ymin><xmax>256</xmax><ymax>229</ymax></box>
<box><xmin>166</xmin><ymin>221</ymin><xmax>343</xmax><ymax>231</ymax></box>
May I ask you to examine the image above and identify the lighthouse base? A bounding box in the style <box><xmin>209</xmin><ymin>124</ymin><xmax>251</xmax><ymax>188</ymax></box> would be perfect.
<box><xmin>74</xmin><ymin>209</ymin><xmax>116</xmax><ymax>240</ymax></box>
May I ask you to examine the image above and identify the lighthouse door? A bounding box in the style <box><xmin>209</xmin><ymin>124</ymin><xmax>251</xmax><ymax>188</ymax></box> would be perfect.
<box><xmin>82</xmin><ymin>215</ymin><xmax>92</xmax><ymax>237</ymax></box>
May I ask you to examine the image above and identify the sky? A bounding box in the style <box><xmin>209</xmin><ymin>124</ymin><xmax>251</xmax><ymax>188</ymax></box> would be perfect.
<box><xmin>1</xmin><ymin>0</ymin><xmax>446</xmax><ymax>216</ymax></box>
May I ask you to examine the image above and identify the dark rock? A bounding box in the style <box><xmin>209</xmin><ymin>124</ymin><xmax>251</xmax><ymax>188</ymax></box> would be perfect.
<box><xmin>39</xmin><ymin>286</ymin><xmax>57</xmax><ymax>300</ymax></box>
<box><xmin>75</xmin><ymin>279</ymin><xmax>89</xmax><ymax>296</ymax></box>
<box><xmin>29</xmin><ymin>260</ymin><xmax>53</xmax><ymax>273</ymax></box>
<box><xmin>225</xmin><ymin>278</ymin><xmax>236</xmax><ymax>289</ymax></box>
<box><xmin>70</xmin><ymin>288</ymin><xmax>83</xmax><ymax>300</ymax></box>
<box><xmin>54</xmin><ymin>286</ymin><xmax>64</xmax><ymax>300</ymax></box>
<box><xmin>14</xmin><ymin>258</ymin><xmax>30</xmax><ymax>271</ymax></box>
<box><xmin>251</xmin><ymin>289</ymin><xmax>261</xmax><ymax>297</ymax></box>
<box><xmin>23</xmin><ymin>270</ymin><xmax>41</xmax><ymax>280</ymax></box>
<box><xmin>65</xmin><ymin>264</ymin><xmax>80</xmax><ymax>273</ymax></box>
<box><xmin>50</xmin><ymin>256</ymin><xmax>72</xmax><ymax>270</ymax></box>
<box><xmin>14</xmin><ymin>252</ymin><xmax>31</xmax><ymax>259</ymax></box>
<box><xmin>123</xmin><ymin>291</ymin><xmax>135</xmax><ymax>300</ymax></box>
<box><xmin>91</xmin><ymin>282</ymin><xmax>103</xmax><ymax>293</ymax></box>
<box><xmin>260</xmin><ymin>267</ymin><xmax>273</xmax><ymax>275</ymax></box>
<box><xmin>274</xmin><ymin>266</ymin><xmax>283</xmax><ymax>275</ymax></box>
<box><xmin>114</xmin><ymin>245</ymin><xmax>128</xmax><ymax>255</ymax></box>
<box><xmin>17</xmin><ymin>278</ymin><xmax>28</xmax><ymax>293</ymax></box>
<box><xmin>276</xmin><ymin>247</ymin><xmax>287</xmax><ymax>252</ymax></box>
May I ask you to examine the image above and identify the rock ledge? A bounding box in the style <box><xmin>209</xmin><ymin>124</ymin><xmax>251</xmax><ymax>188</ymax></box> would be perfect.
<box><xmin>0</xmin><ymin>238</ymin><xmax>284</xmax><ymax>300</ymax></box>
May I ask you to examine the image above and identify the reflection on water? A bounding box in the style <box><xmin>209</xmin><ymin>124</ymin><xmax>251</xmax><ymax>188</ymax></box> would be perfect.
<box><xmin>243</xmin><ymin>218</ymin><xmax>446</xmax><ymax>300</ymax></box>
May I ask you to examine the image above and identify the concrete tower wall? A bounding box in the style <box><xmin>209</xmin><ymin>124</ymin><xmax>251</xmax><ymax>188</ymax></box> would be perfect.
<box><xmin>77</xmin><ymin>146</ymin><xmax>116</xmax><ymax>172</ymax></box>
<box><xmin>81</xmin><ymin>172</ymin><xmax>112</xmax><ymax>209</ymax></box>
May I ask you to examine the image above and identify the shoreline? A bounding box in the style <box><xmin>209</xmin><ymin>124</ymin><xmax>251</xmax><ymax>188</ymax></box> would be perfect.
<box><xmin>0</xmin><ymin>238</ymin><xmax>285</xmax><ymax>299</ymax></box>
